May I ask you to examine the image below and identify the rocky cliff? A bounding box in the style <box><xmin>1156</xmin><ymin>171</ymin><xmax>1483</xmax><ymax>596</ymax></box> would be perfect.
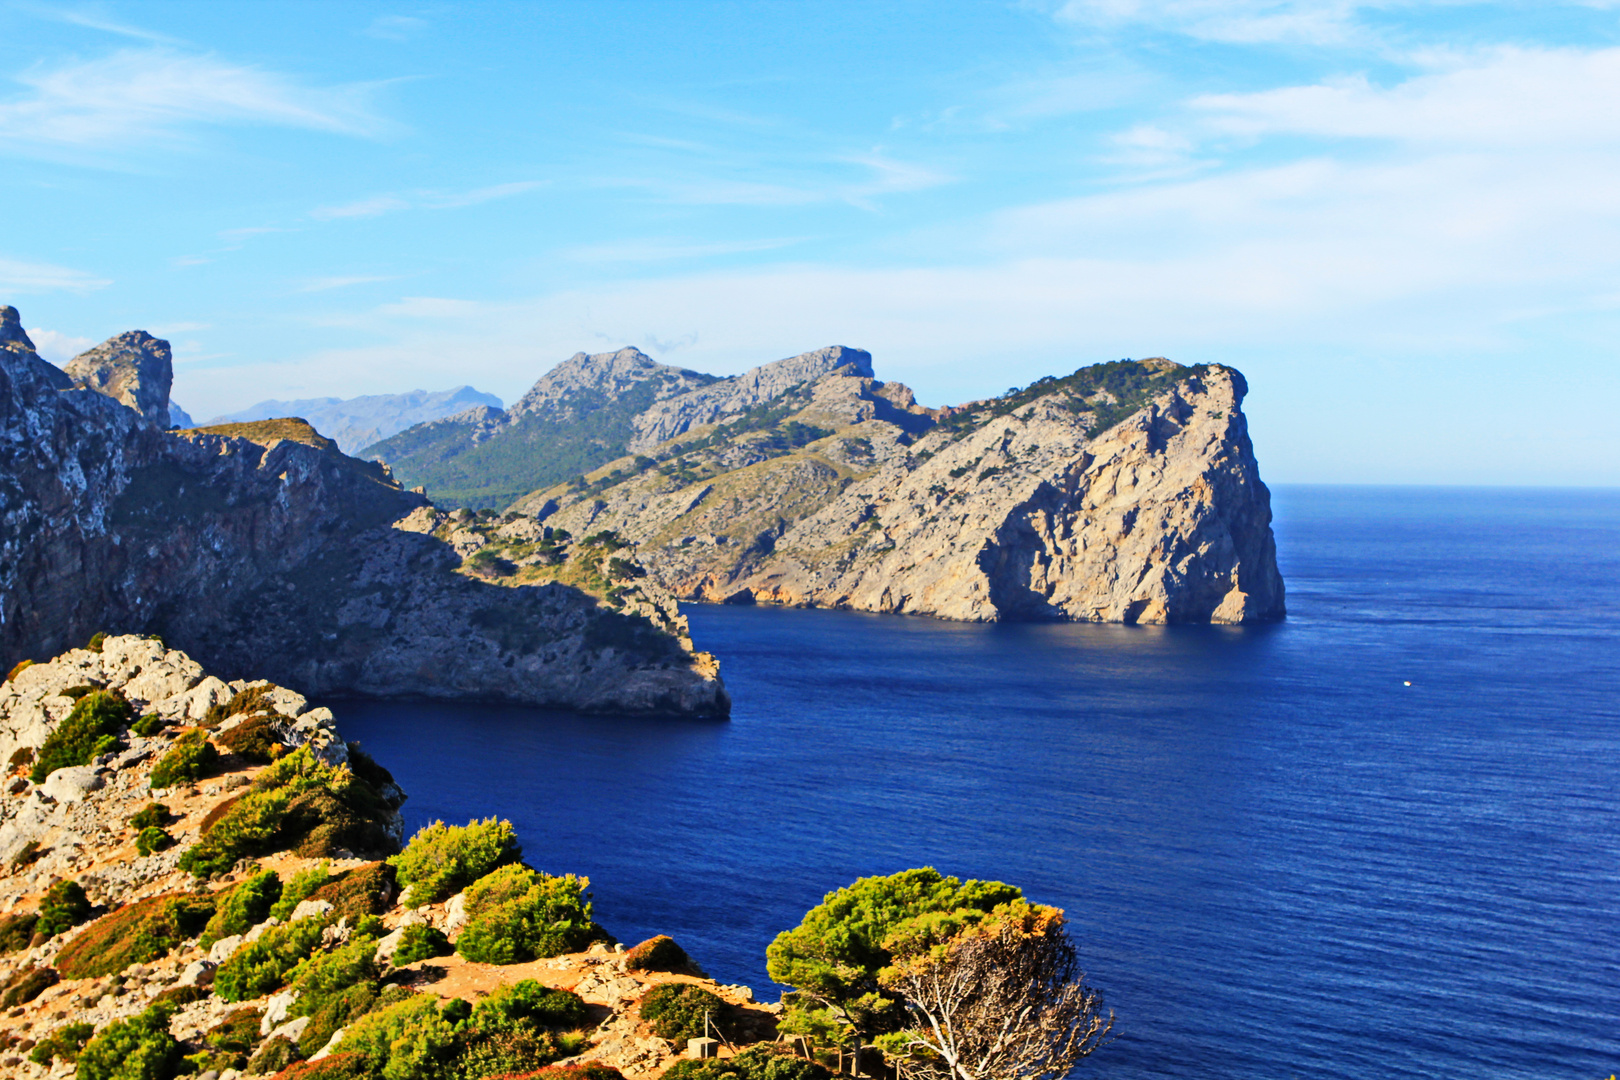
<box><xmin>499</xmin><ymin>356</ymin><xmax>1283</xmax><ymax>625</ymax></box>
<box><xmin>0</xmin><ymin>640</ymin><xmax>767</xmax><ymax>1078</ymax></box>
<box><xmin>0</xmin><ymin>306</ymin><xmax>728</xmax><ymax>717</ymax></box>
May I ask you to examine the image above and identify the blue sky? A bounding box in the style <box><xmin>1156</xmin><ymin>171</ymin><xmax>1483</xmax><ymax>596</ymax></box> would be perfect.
<box><xmin>3</xmin><ymin>1</ymin><xmax>1618</xmax><ymax>484</ymax></box>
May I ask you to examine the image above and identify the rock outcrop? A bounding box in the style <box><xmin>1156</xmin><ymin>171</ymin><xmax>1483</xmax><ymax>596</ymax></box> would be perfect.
<box><xmin>0</xmin><ymin>306</ymin><xmax>728</xmax><ymax>717</ymax></box>
<box><xmin>0</xmin><ymin>641</ymin><xmax>767</xmax><ymax>1079</ymax></box>
<box><xmin>503</xmin><ymin>357</ymin><xmax>1284</xmax><ymax>625</ymax></box>
<box><xmin>64</xmin><ymin>329</ymin><xmax>174</xmax><ymax>428</ymax></box>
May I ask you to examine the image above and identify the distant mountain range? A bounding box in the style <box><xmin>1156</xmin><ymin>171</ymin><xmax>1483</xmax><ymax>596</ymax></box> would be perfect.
<box><xmin>205</xmin><ymin>385</ymin><xmax>502</xmax><ymax>453</ymax></box>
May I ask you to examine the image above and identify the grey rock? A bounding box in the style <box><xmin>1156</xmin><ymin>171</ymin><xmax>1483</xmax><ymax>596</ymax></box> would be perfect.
<box><xmin>65</xmin><ymin>330</ymin><xmax>174</xmax><ymax>426</ymax></box>
<box><xmin>290</xmin><ymin>898</ymin><xmax>334</xmax><ymax>922</ymax></box>
<box><xmin>41</xmin><ymin>766</ymin><xmax>103</xmax><ymax>802</ymax></box>
<box><xmin>267</xmin><ymin>1015</ymin><xmax>311</xmax><ymax>1045</ymax></box>
<box><xmin>179</xmin><ymin>959</ymin><xmax>217</xmax><ymax>986</ymax></box>
<box><xmin>260</xmin><ymin>989</ymin><xmax>299</xmax><ymax>1035</ymax></box>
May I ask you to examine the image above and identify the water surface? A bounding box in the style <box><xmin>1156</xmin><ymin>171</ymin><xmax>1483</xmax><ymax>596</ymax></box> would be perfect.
<box><xmin>337</xmin><ymin>485</ymin><xmax>1620</xmax><ymax>1079</ymax></box>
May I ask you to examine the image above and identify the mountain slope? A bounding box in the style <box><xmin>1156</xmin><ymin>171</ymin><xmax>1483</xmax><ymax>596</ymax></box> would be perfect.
<box><xmin>497</xmin><ymin>355</ymin><xmax>1283</xmax><ymax>624</ymax></box>
<box><xmin>206</xmin><ymin>385</ymin><xmax>502</xmax><ymax>453</ymax></box>
<box><xmin>362</xmin><ymin>346</ymin><xmax>870</xmax><ymax>509</ymax></box>
<box><xmin>0</xmin><ymin>306</ymin><xmax>727</xmax><ymax>716</ymax></box>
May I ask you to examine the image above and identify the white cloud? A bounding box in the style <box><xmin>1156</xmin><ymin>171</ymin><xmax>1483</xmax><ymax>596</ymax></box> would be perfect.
<box><xmin>25</xmin><ymin>327</ymin><xmax>95</xmax><ymax>363</ymax></box>
<box><xmin>310</xmin><ymin>182</ymin><xmax>543</xmax><ymax>221</ymax></box>
<box><xmin>1051</xmin><ymin>0</ymin><xmax>1372</xmax><ymax>45</ymax></box>
<box><xmin>298</xmin><ymin>275</ymin><xmax>401</xmax><ymax>292</ymax></box>
<box><xmin>0</xmin><ymin>255</ymin><xmax>110</xmax><ymax>293</ymax></box>
<box><xmin>564</xmin><ymin>237</ymin><xmax>804</xmax><ymax>264</ymax></box>
<box><xmin>0</xmin><ymin>48</ymin><xmax>397</xmax><ymax>159</ymax></box>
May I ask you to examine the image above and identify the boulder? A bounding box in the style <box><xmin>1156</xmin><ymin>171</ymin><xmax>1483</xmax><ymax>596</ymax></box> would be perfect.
<box><xmin>41</xmin><ymin>766</ymin><xmax>104</xmax><ymax>803</ymax></box>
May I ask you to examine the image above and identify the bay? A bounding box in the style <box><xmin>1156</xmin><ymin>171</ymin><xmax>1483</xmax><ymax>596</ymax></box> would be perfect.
<box><xmin>336</xmin><ymin>485</ymin><xmax>1620</xmax><ymax>1079</ymax></box>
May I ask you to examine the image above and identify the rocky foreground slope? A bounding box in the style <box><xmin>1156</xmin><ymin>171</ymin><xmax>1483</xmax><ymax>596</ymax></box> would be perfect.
<box><xmin>0</xmin><ymin>638</ymin><xmax>768</xmax><ymax>1078</ymax></box>
<box><xmin>479</xmin><ymin>354</ymin><xmax>1284</xmax><ymax>625</ymax></box>
<box><xmin>0</xmin><ymin>306</ymin><xmax>726</xmax><ymax>717</ymax></box>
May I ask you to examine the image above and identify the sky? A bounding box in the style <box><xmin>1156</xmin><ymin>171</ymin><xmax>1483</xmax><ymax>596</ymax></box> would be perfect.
<box><xmin>2</xmin><ymin>1</ymin><xmax>1619</xmax><ymax>485</ymax></box>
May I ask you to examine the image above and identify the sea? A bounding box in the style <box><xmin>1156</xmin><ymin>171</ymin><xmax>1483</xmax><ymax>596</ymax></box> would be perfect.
<box><xmin>336</xmin><ymin>485</ymin><xmax>1620</xmax><ymax>1080</ymax></box>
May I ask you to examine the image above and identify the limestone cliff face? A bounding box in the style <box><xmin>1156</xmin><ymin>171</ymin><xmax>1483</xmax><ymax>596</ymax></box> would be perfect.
<box><xmin>0</xmin><ymin>306</ymin><xmax>728</xmax><ymax>717</ymax></box>
<box><xmin>65</xmin><ymin>329</ymin><xmax>175</xmax><ymax>428</ymax></box>
<box><xmin>511</xmin><ymin>357</ymin><xmax>1283</xmax><ymax>625</ymax></box>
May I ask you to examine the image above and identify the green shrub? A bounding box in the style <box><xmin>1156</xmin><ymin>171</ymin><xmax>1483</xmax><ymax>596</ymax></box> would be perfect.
<box><xmin>339</xmin><ymin>993</ymin><xmax>460</xmax><ymax>1080</ymax></box>
<box><xmin>27</xmin><ymin>1020</ymin><xmax>93</xmax><ymax>1066</ymax></box>
<box><xmin>199</xmin><ymin>868</ymin><xmax>282</xmax><ymax>947</ymax></box>
<box><xmin>0</xmin><ymin>911</ymin><xmax>38</xmax><ymax>953</ymax></box>
<box><xmin>30</xmin><ymin>689</ymin><xmax>131</xmax><ymax>782</ymax></box>
<box><xmin>623</xmin><ymin>935</ymin><xmax>699</xmax><ymax>974</ymax></box>
<box><xmin>4</xmin><ymin>659</ymin><xmax>33</xmax><ymax>683</ymax></box>
<box><xmin>75</xmin><ymin>1003</ymin><xmax>180</xmax><ymax>1080</ymax></box>
<box><xmin>456</xmin><ymin>1026</ymin><xmax>564</xmax><ymax>1079</ymax></box>
<box><xmin>663</xmin><ymin>1047</ymin><xmax>831</xmax><ymax>1080</ymax></box>
<box><xmin>271</xmin><ymin>862</ymin><xmax>334</xmax><ymax>921</ymax></box>
<box><xmin>130</xmin><ymin>714</ymin><xmax>166</xmax><ymax>737</ymax></box>
<box><xmin>638</xmin><ymin>983</ymin><xmax>729</xmax><ymax>1042</ymax></box>
<box><xmin>392</xmin><ymin>923</ymin><xmax>452</xmax><ymax>966</ymax></box>
<box><xmin>128</xmin><ymin>802</ymin><xmax>169</xmax><ymax>829</ymax></box>
<box><xmin>470</xmin><ymin>980</ymin><xmax>589</xmax><ymax>1033</ymax></box>
<box><xmin>279</xmin><ymin>1051</ymin><xmax>372</xmax><ymax>1079</ymax></box>
<box><xmin>150</xmin><ymin>983</ymin><xmax>210</xmax><ymax>1009</ymax></box>
<box><xmin>202</xmin><ymin>684</ymin><xmax>281</xmax><ymax>728</ymax></box>
<box><xmin>7</xmin><ymin>745</ymin><xmax>34</xmax><ymax>772</ymax></box>
<box><xmin>178</xmin><ymin>747</ymin><xmax>399</xmax><ymax>879</ymax></box>
<box><xmin>184</xmin><ymin>1006</ymin><xmax>262</xmax><ymax>1073</ymax></box>
<box><xmin>455</xmin><ymin>866</ymin><xmax>600</xmax><ymax>964</ymax></box>
<box><xmin>497</xmin><ymin>1066</ymin><xmax>626</xmax><ymax>1080</ymax></box>
<box><xmin>216</xmin><ymin>713</ymin><xmax>285</xmax><ymax>762</ymax></box>
<box><xmin>390</xmin><ymin>817</ymin><xmax>522</xmax><ymax>907</ymax></box>
<box><xmin>9</xmin><ymin>839</ymin><xmax>42</xmax><ymax>869</ymax></box>
<box><xmin>212</xmin><ymin>913</ymin><xmax>330</xmax><ymax>1002</ymax></box>
<box><xmin>86</xmin><ymin>631</ymin><xmax>107</xmax><ymax>653</ymax></box>
<box><xmin>148</xmin><ymin>728</ymin><xmax>217</xmax><ymax>789</ymax></box>
<box><xmin>55</xmin><ymin>892</ymin><xmax>216</xmax><ymax>979</ymax></box>
<box><xmin>36</xmin><ymin>878</ymin><xmax>91</xmax><ymax>938</ymax></box>
<box><xmin>308</xmin><ymin>861</ymin><xmax>396</xmax><ymax>921</ymax></box>
<box><xmin>135</xmin><ymin>826</ymin><xmax>172</xmax><ymax>856</ymax></box>
<box><xmin>0</xmin><ymin>965</ymin><xmax>57</xmax><ymax>1007</ymax></box>
<box><xmin>245</xmin><ymin>1034</ymin><xmax>303</xmax><ymax>1076</ymax></box>
<box><xmin>298</xmin><ymin>979</ymin><xmax>381</xmax><ymax>1057</ymax></box>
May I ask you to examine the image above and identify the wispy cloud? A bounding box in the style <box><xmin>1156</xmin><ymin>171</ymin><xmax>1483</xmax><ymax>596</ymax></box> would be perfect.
<box><xmin>1049</xmin><ymin>0</ymin><xmax>1374</xmax><ymax>46</ymax></box>
<box><xmin>298</xmin><ymin>274</ymin><xmax>401</xmax><ymax>292</ymax></box>
<box><xmin>365</xmin><ymin>15</ymin><xmax>428</xmax><ymax>41</ymax></box>
<box><xmin>19</xmin><ymin>4</ymin><xmax>186</xmax><ymax>44</ymax></box>
<box><xmin>0</xmin><ymin>47</ymin><xmax>398</xmax><ymax>161</ymax></box>
<box><xmin>310</xmin><ymin>181</ymin><xmax>544</xmax><ymax>220</ymax></box>
<box><xmin>0</xmin><ymin>254</ymin><xmax>110</xmax><ymax>293</ymax></box>
<box><xmin>564</xmin><ymin>237</ymin><xmax>804</xmax><ymax>263</ymax></box>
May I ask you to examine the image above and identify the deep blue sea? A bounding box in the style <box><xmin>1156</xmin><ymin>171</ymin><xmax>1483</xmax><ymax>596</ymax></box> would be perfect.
<box><xmin>336</xmin><ymin>486</ymin><xmax>1620</xmax><ymax>1080</ymax></box>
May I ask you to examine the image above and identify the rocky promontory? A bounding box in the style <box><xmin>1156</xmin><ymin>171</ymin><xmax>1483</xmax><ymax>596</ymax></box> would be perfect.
<box><xmin>0</xmin><ymin>639</ymin><xmax>768</xmax><ymax>1078</ymax></box>
<box><xmin>493</xmin><ymin>355</ymin><xmax>1283</xmax><ymax>625</ymax></box>
<box><xmin>0</xmin><ymin>306</ymin><xmax>727</xmax><ymax>718</ymax></box>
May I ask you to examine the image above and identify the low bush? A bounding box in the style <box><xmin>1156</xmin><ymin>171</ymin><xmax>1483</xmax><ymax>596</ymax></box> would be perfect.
<box><xmin>493</xmin><ymin>1067</ymin><xmax>626</xmax><ymax>1080</ymax></box>
<box><xmin>9</xmin><ymin>839</ymin><xmax>42</xmax><ymax>869</ymax></box>
<box><xmin>212</xmin><ymin>913</ymin><xmax>330</xmax><ymax>1002</ymax></box>
<box><xmin>130</xmin><ymin>713</ymin><xmax>166</xmax><ymax>737</ymax></box>
<box><xmin>309</xmin><ymin>861</ymin><xmax>396</xmax><ymax>921</ymax></box>
<box><xmin>298</xmin><ymin>979</ymin><xmax>381</xmax><ymax>1057</ymax></box>
<box><xmin>31</xmin><ymin>689</ymin><xmax>131</xmax><ymax>782</ymax></box>
<box><xmin>622</xmin><ymin>935</ymin><xmax>699</xmax><ymax>974</ymax></box>
<box><xmin>199</xmin><ymin>867</ymin><xmax>282</xmax><ymax>948</ymax></box>
<box><xmin>637</xmin><ymin>983</ymin><xmax>729</xmax><ymax>1042</ymax></box>
<box><xmin>148</xmin><ymin>728</ymin><xmax>218</xmax><ymax>789</ymax></box>
<box><xmin>271</xmin><ymin>862</ymin><xmax>334</xmax><ymax>920</ymax></box>
<box><xmin>150</xmin><ymin>983</ymin><xmax>211</xmax><ymax>1009</ymax></box>
<box><xmin>86</xmin><ymin>631</ymin><xmax>107</xmax><ymax>653</ymax></box>
<box><xmin>346</xmin><ymin>742</ymin><xmax>398</xmax><ymax>793</ymax></box>
<box><xmin>339</xmin><ymin>993</ymin><xmax>460</xmax><ymax>1079</ymax></box>
<box><xmin>184</xmin><ymin>1006</ymin><xmax>262</xmax><ymax>1073</ymax></box>
<box><xmin>7</xmin><ymin>745</ymin><xmax>34</xmax><ymax>772</ymax></box>
<box><xmin>391</xmin><ymin>817</ymin><xmax>522</xmax><ymax>907</ymax></box>
<box><xmin>36</xmin><ymin>878</ymin><xmax>91</xmax><ymax>938</ymax></box>
<box><xmin>128</xmin><ymin>801</ymin><xmax>169</xmax><ymax>829</ymax></box>
<box><xmin>135</xmin><ymin>826</ymin><xmax>172</xmax><ymax>856</ymax></box>
<box><xmin>457</xmin><ymin>1026</ymin><xmax>566</xmax><ymax>1079</ymax></box>
<box><xmin>55</xmin><ymin>892</ymin><xmax>216</xmax><ymax>979</ymax></box>
<box><xmin>392</xmin><ymin>923</ymin><xmax>453</xmax><ymax>966</ymax></box>
<box><xmin>178</xmin><ymin>747</ymin><xmax>400</xmax><ymax>878</ymax></box>
<box><xmin>74</xmin><ymin>1003</ymin><xmax>180</xmax><ymax>1080</ymax></box>
<box><xmin>471</xmin><ymin>980</ymin><xmax>589</xmax><ymax>1033</ymax></box>
<box><xmin>278</xmin><ymin>1051</ymin><xmax>372</xmax><ymax>1079</ymax></box>
<box><xmin>4</xmin><ymin>659</ymin><xmax>33</xmax><ymax>683</ymax></box>
<box><xmin>203</xmin><ymin>684</ymin><xmax>281</xmax><ymax>728</ymax></box>
<box><xmin>27</xmin><ymin>1021</ymin><xmax>93</xmax><ymax>1066</ymax></box>
<box><xmin>287</xmin><ymin>929</ymin><xmax>386</xmax><ymax>1052</ymax></box>
<box><xmin>245</xmin><ymin>1034</ymin><xmax>303</xmax><ymax>1076</ymax></box>
<box><xmin>0</xmin><ymin>911</ymin><xmax>37</xmax><ymax>953</ymax></box>
<box><xmin>0</xmin><ymin>965</ymin><xmax>57</xmax><ymax>1007</ymax></box>
<box><xmin>216</xmin><ymin>713</ymin><xmax>285</xmax><ymax>762</ymax></box>
<box><xmin>456</xmin><ymin>866</ymin><xmax>601</xmax><ymax>965</ymax></box>
<box><xmin>663</xmin><ymin>1046</ymin><xmax>831</xmax><ymax>1080</ymax></box>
